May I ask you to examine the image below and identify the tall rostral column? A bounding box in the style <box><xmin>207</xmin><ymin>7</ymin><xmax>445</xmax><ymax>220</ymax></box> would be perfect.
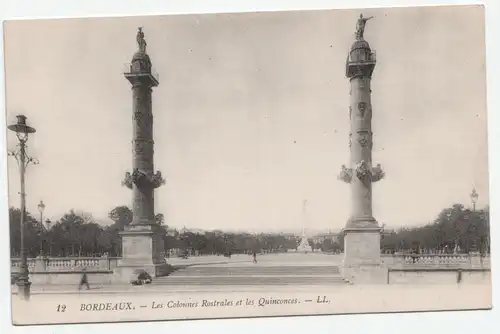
<box><xmin>338</xmin><ymin>14</ymin><xmax>386</xmax><ymax>283</ymax></box>
<box><xmin>116</xmin><ymin>28</ymin><xmax>169</xmax><ymax>281</ymax></box>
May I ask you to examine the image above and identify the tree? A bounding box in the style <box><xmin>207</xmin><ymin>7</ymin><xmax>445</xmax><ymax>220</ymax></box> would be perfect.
<box><xmin>108</xmin><ymin>206</ymin><xmax>133</xmax><ymax>228</ymax></box>
<box><xmin>44</xmin><ymin>210</ymin><xmax>106</xmax><ymax>257</ymax></box>
<box><xmin>9</xmin><ymin>207</ymin><xmax>41</xmax><ymax>257</ymax></box>
<box><xmin>155</xmin><ymin>213</ymin><xmax>165</xmax><ymax>226</ymax></box>
<box><xmin>380</xmin><ymin>204</ymin><xmax>490</xmax><ymax>254</ymax></box>
<box><xmin>321</xmin><ymin>239</ymin><xmax>334</xmax><ymax>252</ymax></box>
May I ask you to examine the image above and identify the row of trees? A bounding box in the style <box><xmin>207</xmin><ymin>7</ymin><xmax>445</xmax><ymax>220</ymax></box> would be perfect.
<box><xmin>9</xmin><ymin>203</ymin><xmax>490</xmax><ymax>258</ymax></box>
<box><xmin>380</xmin><ymin>204</ymin><xmax>490</xmax><ymax>254</ymax></box>
<box><xmin>170</xmin><ymin>231</ymin><xmax>299</xmax><ymax>256</ymax></box>
<box><xmin>9</xmin><ymin>206</ymin><xmax>164</xmax><ymax>257</ymax></box>
<box><xmin>9</xmin><ymin>205</ymin><xmax>300</xmax><ymax>257</ymax></box>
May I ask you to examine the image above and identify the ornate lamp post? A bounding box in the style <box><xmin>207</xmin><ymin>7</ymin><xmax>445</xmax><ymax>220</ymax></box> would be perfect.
<box><xmin>37</xmin><ymin>200</ymin><xmax>45</xmax><ymax>255</ymax></box>
<box><xmin>45</xmin><ymin>219</ymin><xmax>52</xmax><ymax>257</ymax></box>
<box><xmin>470</xmin><ymin>187</ymin><xmax>479</xmax><ymax>253</ymax></box>
<box><xmin>7</xmin><ymin>115</ymin><xmax>38</xmax><ymax>301</ymax></box>
<box><xmin>470</xmin><ymin>187</ymin><xmax>478</xmax><ymax>212</ymax></box>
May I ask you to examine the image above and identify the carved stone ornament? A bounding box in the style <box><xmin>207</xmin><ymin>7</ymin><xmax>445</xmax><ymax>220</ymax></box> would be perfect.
<box><xmin>133</xmin><ymin>140</ymin><xmax>146</xmax><ymax>154</ymax></box>
<box><xmin>124</xmin><ymin>168</ymin><xmax>165</xmax><ymax>189</ymax></box>
<box><xmin>133</xmin><ymin>111</ymin><xmax>143</xmax><ymax>122</ymax></box>
<box><xmin>358</xmin><ymin>102</ymin><xmax>366</xmax><ymax>117</ymax></box>
<box><xmin>133</xmin><ymin>138</ymin><xmax>154</xmax><ymax>155</ymax></box>
<box><xmin>338</xmin><ymin>165</ymin><xmax>353</xmax><ymax>183</ymax></box>
<box><xmin>358</xmin><ymin>134</ymin><xmax>369</xmax><ymax>148</ymax></box>
<box><xmin>151</xmin><ymin>171</ymin><xmax>166</xmax><ymax>188</ymax></box>
<box><xmin>355</xmin><ymin>160</ymin><xmax>370</xmax><ymax>184</ymax></box>
<box><xmin>122</xmin><ymin>172</ymin><xmax>134</xmax><ymax>189</ymax></box>
<box><xmin>371</xmin><ymin>163</ymin><xmax>385</xmax><ymax>182</ymax></box>
<box><xmin>131</xmin><ymin>168</ymin><xmax>146</xmax><ymax>186</ymax></box>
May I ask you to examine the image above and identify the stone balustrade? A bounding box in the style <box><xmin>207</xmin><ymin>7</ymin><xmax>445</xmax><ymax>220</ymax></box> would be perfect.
<box><xmin>382</xmin><ymin>253</ymin><xmax>490</xmax><ymax>269</ymax></box>
<box><xmin>11</xmin><ymin>257</ymin><xmax>120</xmax><ymax>272</ymax></box>
<box><xmin>11</xmin><ymin>253</ymin><xmax>491</xmax><ymax>273</ymax></box>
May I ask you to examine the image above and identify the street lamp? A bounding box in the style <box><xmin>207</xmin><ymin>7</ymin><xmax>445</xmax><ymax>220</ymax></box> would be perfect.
<box><xmin>470</xmin><ymin>187</ymin><xmax>479</xmax><ymax>212</ymax></box>
<box><xmin>37</xmin><ymin>200</ymin><xmax>46</xmax><ymax>255</ymax></box>
<box><xmin>469</xmin><ymin>187</ymin><xmax>479</xmax><ymax>253</ymax></box>
<box><xmin>7</xmin><ymin>115</ymin><xmax>38</xmax><ymax>301</ymax></box>
<box><xmin>45</xmin><ymin>219</ymin><xmax>52</xmax><ymax>256</ymax></box>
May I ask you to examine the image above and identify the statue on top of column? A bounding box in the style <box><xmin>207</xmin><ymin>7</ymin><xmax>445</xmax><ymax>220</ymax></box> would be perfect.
<box><xmin>355</xmin><ymin>14</ymin><xmax>373</xmax><ymax>40</ymax></box>
<box><xmin>137</xmin><ymin>27</ymin><xmax>147</xmax><ymax>53</ymax></box>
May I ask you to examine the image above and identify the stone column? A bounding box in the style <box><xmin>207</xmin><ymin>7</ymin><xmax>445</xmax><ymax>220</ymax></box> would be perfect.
<box><xmin>349</xmin><ymin>76</ymin><xmax>375</xmax><ymax>224</ymax></box>
<box><xmin>338</xmin><ymin>14</ymin><xmax>387</xmax><ymax>284</ymax></box>
<box><xmin>115</xmin><ymin>28</ymin><xmax>170</xmax><ymax>282</ymax></box>
<box><xmin>131</xmin><ymin>82</ymin><xmax>155</xmax><ymax>225</ymax></box>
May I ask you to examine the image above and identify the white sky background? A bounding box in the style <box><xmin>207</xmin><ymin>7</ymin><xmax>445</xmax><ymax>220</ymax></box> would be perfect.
<box><xmin>3</xmin><ymin>5</ymin><xmax>488</xmax><ymax>232</ymax></box>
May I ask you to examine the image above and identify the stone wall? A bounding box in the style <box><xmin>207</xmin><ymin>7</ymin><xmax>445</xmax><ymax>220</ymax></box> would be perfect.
<box><xmin>17</xmin><ymin>271</ymin><xmax>116</xmax><ymax>285</ymax></box>
<box><xmin>11</xmin><ymin>257</ymin><xmax>119</xmax><ymax>272</ymax></box>
<box><xmin>388</xmin><ymin>269</ymin><xmax>491</xmax><ymax>285</ymax></box>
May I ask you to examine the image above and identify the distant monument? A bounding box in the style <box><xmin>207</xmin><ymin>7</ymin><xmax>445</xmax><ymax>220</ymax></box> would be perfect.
<box><xmin>338</xmin><ymin>14</ymin><xmax>386</xmax><ymax>283</ymax></box>
<box><xmin>296</xmin><ymin>200</ymin><xmax>313</xmax><ymax>253</ymax></box>
<box><xmin>115</xmin><ymin>28</ymin><xmax>170</xmax><ymax>281</ymax></box>
<box><xmin>296</xmin><ymin>229</ymin><xmax>313</xmax><ymax>253</ymax></box>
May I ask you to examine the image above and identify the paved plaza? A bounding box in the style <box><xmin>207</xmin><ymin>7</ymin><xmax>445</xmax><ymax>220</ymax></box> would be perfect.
<box><xmin>13</xmin><ymin>253</ymin><xmax>346</xmax><ymax>294</ymax></box>
<box><xmin>12</xmin><ymin>252</ymin><xmax>491</xmax><ymax>296</ymax></box>
<box><xmin>167</xmin><ymin>252</ymin><xmax>343</xmax><ymax>266</ymax></box>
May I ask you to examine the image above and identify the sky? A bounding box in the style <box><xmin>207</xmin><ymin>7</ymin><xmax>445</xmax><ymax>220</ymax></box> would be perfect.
<box><xmin>3</xmin><ymin>5</ymin><xmax>488</xmax><ymax>232</ymax></box>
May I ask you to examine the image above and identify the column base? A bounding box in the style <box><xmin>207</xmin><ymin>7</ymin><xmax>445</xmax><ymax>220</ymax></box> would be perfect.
<box><xmin>469</xmin><ymin>251</ymin><xmax>483</xmax><ymax>269</ymax></box>
<box><xmin>114</xmin><ymin>224</ymin><xmax>173</xmax><ymax>283</ymax></box>
<box><xmin>345</xmin><ymin>216</ymin><xmax>379</xmax><ymax>229</ymax></box>
<box><xmin>113</xmin><ymin>263</ymin><xmax>173</xmax><ymax>283</ymax></box>
<box><xmin>342</xmin><ymin>222</ymin><xmax>385</xmax><ymax>284</ymax></box>
<box><xmin>341</xmin><ymin>264</ymin><xmax>388</xmax><ymax>284</ymax></box>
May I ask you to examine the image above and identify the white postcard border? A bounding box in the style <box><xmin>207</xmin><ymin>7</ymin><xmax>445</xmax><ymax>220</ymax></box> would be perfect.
<box><xmin>1</xmin><ymin>0</ymin><xmax>499</xmax><ymax>334</ymax></box>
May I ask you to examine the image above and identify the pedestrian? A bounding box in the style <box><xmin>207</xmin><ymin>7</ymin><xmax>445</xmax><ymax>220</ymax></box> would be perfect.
<box><xmin>78</xmin><ymin>268</ymin><xmax>90</xmax><ymax>290</ymax></box>
<box><xmin>253</xmin><ymin>252</ymin><xmax>257</xmax><ymax>264</ymax></box>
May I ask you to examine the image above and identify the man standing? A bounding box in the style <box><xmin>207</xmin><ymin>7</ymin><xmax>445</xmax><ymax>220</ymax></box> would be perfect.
<box><xmin>78</xmin><ymin>268</ymin><xmax>90</xmax><ymax>290</ymax></box>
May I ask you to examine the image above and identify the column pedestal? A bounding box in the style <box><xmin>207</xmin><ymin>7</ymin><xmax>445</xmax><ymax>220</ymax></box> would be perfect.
<box><xmin>342</xmin><ymin>227</ymin><xmax>388</xmax><ymax>284</ymax></box>
<box><xmin>114</xmin><ymin>224</ymin><xmax>172</xmax><ymax>283</ymax></box>
<box><xmin>469</xmin><ymin>251</ymin><xmax>482</xmax><ymax>269</ymax></box>
<box><xmin>34</xmin><ymin>256</ymin><xmax>46</xmax><ymax>272</ymax></box>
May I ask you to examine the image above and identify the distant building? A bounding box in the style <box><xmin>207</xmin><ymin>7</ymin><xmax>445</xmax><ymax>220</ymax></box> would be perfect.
<box><xmin>164</xmin><ymin>227</ymin><xmax>178</xmax><ymax>237</ymax></box>
<box><xmin>312</xmin><ymin>232</ymin><xmax>341</xmax><ymax>244</ymax></box>
<box><xmin>381</xmin><ymin>228</ymin><xmax>396</xmax><ymax>237</ymax></box>
<box><xmin>179</xmin><ymin>227</ymin><xmax>206</xmax><ymax>235</ymax></box>
<box><xmin>280</xmin><ymin>233</ymin><xmax>297</xmax><ymax>241</ymax></box>
<box><xmin>211</xmin><ymin>229</ymin><xmax>225</xmax><ymax>237</ymax></box>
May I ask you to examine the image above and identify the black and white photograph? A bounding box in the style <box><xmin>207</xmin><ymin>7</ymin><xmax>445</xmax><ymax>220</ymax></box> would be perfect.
<box><xmin>3</xmin><ymin>4</ymin><xmax>491</xmax><ymax>325</ymax></box>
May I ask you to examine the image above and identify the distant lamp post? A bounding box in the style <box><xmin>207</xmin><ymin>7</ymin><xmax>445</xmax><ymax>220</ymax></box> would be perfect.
<box><xmin>37</xmin><ymin>200</ymin><xmax>46</xmax><ymax>255</ymax></box>
<box><xmin>470</xmin><ymin>187</ymin><xmax>479</xmax><ymax>253</ymax></box>
<box><xmin>7</xmin><ymin>115</ymin><xmax>38</xmax><ymax>301</ymax></box>
<box><xmin>45</xmin><ymin>219</ymin><xmax>52</xmax><ymax>256</ymax></box>
<box><xmin>470</xmin><ymin>187</ymin><xmax>479</xmax><ymax>212</ymax></box>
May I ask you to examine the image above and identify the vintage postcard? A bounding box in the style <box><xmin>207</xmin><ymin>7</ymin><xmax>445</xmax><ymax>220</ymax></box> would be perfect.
<box><xmin>3</xmin><ymin>4</ymin><xmax>491</xmax><ymax>326</ymax></box>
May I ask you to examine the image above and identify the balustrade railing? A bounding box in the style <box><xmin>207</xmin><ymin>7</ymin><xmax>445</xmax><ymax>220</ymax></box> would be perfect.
<box><xmin>11</xmin><ymin>253</ymin><xmax>491</xmax><ymax>272</ymax></box>
<box><xmin>11</xmin><ymin>257</ymin><xmax>120</xmax><ymax>272</ymax></box>
<box><xmin>386</xmin><ymin>253</ymin><xmax>490</xmax><ymax>269</ymax></box>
